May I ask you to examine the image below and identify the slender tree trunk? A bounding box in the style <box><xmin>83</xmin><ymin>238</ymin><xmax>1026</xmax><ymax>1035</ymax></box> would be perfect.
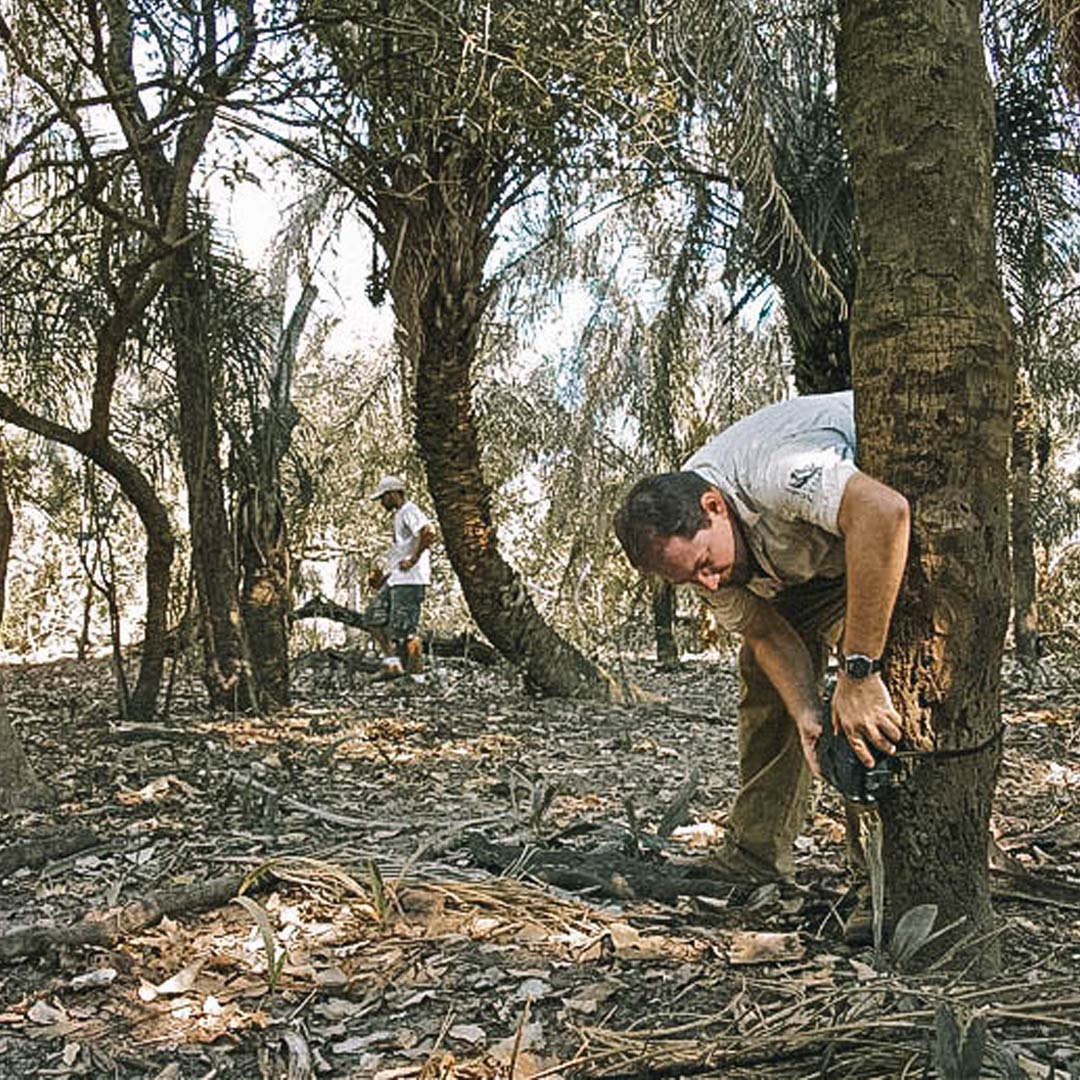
<box><xmin>1011</xmin><ymin>371</ymin><xmax>1038</xmax><ymax>674</ymax></box>
<box><xmin>0</xmin><ymin>443</ymin><xmax>49</xmax><ymax>808</ymax></box>
<box><xmin>74</xmin><ymin>446</ymin><xmax>174</xmax><ymax>720</ymax></box>
<box><xmin>131</xmin><ymin>499</ymin><xmax>174</xmax><ymax>720</ymax></box>
<box><xmin>382</xmin><ymin>192</ymin><xmax>614</xmax><ymax>700</ymax></box>
<box><xmin>648</xmin><ymin>182</ymin><xmax>715</xmax><ymax>667</ymax></box>
<box><xmin>166</xmin><ymin>249</ymin><xmax>252</xmax><ymax>710</ymax></box>
<box><xmin>838</xmin><ymin>0</ymin><xmax>1014</xmax><ymax>973</ymax></box>
<box><xmin>234</xmin><ymin>282</ymin><xmax>314</xmax><ymax>708</ymax></box>
<box><xmin>651</xmin><ymin>581</ymin><xmax>678</xmax><ymax>668</ymax></box>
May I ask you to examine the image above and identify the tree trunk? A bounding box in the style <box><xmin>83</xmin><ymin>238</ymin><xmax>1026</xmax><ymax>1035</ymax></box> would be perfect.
<box><xmin>166</xmin><ymin>249</ymin><xmax>252</xmax><ymax>711</ymax></box>
<box><xmin>234</xmin><ymin>283</ymin><xmax>314</xmax><ymax>708</ymax></box>
<box><xmin>71</xmin><ymin>444</ymin><xmax>174</xmax><ymax>721</ymax></box>
<box><xmin>749</xmin><ymin>183</ymin><xmax>853</xmax><ymax>395</ymax></box>
<box><xmin>131</xmin><ymin>506</ymin><xmax>174</xmax><ymax>720</ymax></box>
<box><xmin>652</xmin><ymin>582</ymin><xmax>679</xmax><ymax>668</ymax></box>
<box><xmin>0</xmin><ymin>697</ymin><xmax>46</xmax><ymax>811</ymax></box>
<box><xmin>646</xmin><ymin>181</ymin><xmax>711</xmax><ymax>667</ymax></box>
<box><xmin>0</xmin><ymin>398</ymin><xmax>174</xmax><ymax>720</ymax></box>
<box><xmin>784</xmin><ymin>299</ymin><xmax>851</xmax><ymax>395</ymax></box>
<box><xmin>0</xmin><ymin>444</ymin><xmax>49</xmax><ymax>808</ymax></box>
<box><xmin>238</xmin><ymin>497</ymin><xmax>290</xmax><ymax>707</ymax></box>
<box><xmin>837</xmin><ymin>0</ymin><xmax>1014</xmax><ymax>973</ymax></box>
<box><xmin>1011</xmin><ymin>371</ymin><xmax>1038</xmax><ymax>674</ymax></box>
<box><xmin>96</xmin><ymin>0</ymin><xmax>257</xmax><ymax>712</ymax></box>
<box><xmin>382</xmin><ymin>192</ymin><xmax>614</xmax><ymax>700</ymax></box>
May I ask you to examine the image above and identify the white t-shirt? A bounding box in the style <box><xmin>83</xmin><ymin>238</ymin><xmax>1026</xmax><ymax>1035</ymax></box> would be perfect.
<box><xmin>386</xmin><ymin>500</ymin><xmax>433</xmax><ymax>586</ymax></box>
<box><xmin>681</xmin><ymin>391</ymin><xmax>859</xmax><ymax>632</ymax></box>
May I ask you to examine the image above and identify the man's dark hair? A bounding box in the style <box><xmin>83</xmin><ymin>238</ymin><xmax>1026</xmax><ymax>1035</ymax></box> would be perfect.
<box><xmin>614</xmin><ymin>471</ymin><xmax>714</xmax><ymax>570</ymax></box>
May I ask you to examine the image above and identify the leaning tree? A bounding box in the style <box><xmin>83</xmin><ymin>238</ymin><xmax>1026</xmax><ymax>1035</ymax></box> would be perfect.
<box><xmin>297</xmin><ymin>0</ymin><xmax>682</xmax><ymax>697</ymax></box>
<box><xmin>0</xmin><ymin>6</ymin><xmax>178</xmax><ymax>720</ymax></box>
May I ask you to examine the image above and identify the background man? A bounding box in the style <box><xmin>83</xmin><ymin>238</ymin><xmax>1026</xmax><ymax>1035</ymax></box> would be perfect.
<box><xmin>614</xmin><ymin>391</ymin><xmax>909</xmax><ymax>942</ymax></box>
<box><xmin>364</xmin><ymin>475</ymin><xmax>435</xmax><ymax>680</ymax></box>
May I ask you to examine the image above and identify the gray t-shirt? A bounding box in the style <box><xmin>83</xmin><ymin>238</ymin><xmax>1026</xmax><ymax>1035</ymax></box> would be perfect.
<box><xmin>682</xmin><ymin>391</ymin><xmax>858</xmax><ymax>631</ymax></box>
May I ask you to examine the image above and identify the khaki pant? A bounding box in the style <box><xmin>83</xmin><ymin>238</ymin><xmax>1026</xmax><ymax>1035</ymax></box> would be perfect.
<box><xmin>727</xmin><ymin>576</ymin><xmax>846</xmax><ymax>879</ymax></box>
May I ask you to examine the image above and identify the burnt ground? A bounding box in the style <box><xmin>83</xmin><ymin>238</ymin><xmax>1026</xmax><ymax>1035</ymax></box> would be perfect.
<box><xmin>0</xmin><ymin>646</ymin><xmax>1077</xmax><ymax>1079</ymax></box>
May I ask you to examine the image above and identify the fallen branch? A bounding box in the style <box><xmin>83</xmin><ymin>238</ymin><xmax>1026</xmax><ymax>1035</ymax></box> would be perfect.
<box><xmin>466</xmin><ymin>834</ymin><xmax>750</xmax><ymax>902</ymax></box>
<box><xmin>0</xmin><ymin>872</ymin><xmax>251</xmax><ymax>962</ymax></box>
<box><xmin>0</xmin><ymin>827</ymin><xmax>100</xmax><ymax>879</ymax></box>
<box><xmin>243</xmin><ymin>774</ymin><xmax>372</xmax><ymax>829</ymax></box>
<box><xmin>989</xmin><ymin>836</ymin><xmax>1080</xmax><ymax>910</ymax></box>
<box><xmin>292</xmin><ymin>597</ymin><xmax>499</xmax><ymax>663</ymax></box>
<box><xmin>990</xmin><ymin>867</ymin><xmax>1080</xmax><ymax>910</ymax></box>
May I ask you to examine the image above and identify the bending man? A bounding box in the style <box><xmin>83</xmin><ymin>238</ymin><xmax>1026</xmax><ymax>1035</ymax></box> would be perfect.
<box><xmin>614</xmin><ymin>392</ymin><xmax>909</xmax><ymax>940</ymax></box>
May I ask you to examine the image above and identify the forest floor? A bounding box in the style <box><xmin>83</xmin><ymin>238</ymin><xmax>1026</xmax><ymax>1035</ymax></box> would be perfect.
<box><xmin>0</xmin><ymin>644</ymin><xmax>1078</xmax><ymax>1080</ymax></box>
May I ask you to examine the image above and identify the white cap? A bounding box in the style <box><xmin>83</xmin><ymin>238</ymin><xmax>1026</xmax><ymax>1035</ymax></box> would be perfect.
<box><xmin>370</xmin><ymin>474</ymin><xmax>406</xmax><ymax>500</ymax></box>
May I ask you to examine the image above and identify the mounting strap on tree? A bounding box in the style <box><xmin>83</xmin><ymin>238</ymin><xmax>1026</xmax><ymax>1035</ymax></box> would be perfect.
<box><xmin>895</xmin><ymin>724</ymin><xmax>1005</xmax><ymax>762</ymax></box>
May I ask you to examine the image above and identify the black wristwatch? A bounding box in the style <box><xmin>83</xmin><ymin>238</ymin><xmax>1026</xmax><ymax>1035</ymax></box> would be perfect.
<box><xmin>840</xmin><ymin>653</ymin><xmax>883</xmax><ymax>680</ymax></box>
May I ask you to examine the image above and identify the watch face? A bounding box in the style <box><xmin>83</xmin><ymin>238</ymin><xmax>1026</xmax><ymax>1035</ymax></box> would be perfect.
<box><xmin>845</xmin><ymin>655</ymin><xmax>874</xmax><ymax>679</ymax></box>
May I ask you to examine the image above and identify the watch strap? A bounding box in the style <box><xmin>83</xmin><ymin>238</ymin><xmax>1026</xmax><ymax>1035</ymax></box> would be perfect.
<box><xmin>841</xmin><ymin>653</ymin><xmax>883</xmax><ymax>679</ymax></box>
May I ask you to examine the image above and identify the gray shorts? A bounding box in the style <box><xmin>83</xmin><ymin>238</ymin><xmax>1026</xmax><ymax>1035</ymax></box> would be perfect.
<box><xmin>363</xmin><ymin>584</ymin><xmax>425</xmax><ymax>642</ymax></box>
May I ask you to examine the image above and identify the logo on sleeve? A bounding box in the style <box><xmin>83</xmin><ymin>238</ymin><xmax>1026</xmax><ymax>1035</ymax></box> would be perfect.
<box><xmin>786</xmin><ymin>465</ymin><xmax>822</xmax><ymax>501</ymax></box>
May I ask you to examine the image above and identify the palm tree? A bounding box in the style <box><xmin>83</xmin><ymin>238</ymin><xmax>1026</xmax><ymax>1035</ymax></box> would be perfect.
<box><xmin>838</xmin><ymin>0</ymin><xmax>1014</xmax><ymax>973</ymax></box>
<box><xmin>299</xmin><ymin>0</ymin><xmax>680</xmax><ymax>697</ymax></box>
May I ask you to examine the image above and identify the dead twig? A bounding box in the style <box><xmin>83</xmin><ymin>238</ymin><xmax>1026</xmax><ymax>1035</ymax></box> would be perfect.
<box><xmin>241</xmin><ymin>774</ymin><xmax>371</xmax><ymax>829</ymax></box>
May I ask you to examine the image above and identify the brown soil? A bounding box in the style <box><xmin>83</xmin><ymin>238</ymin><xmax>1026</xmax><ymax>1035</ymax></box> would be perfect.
<box><xmin>0</xmin><ymin>649</ymin><xmax>1077</xmax><ymax>1078</ymax></box>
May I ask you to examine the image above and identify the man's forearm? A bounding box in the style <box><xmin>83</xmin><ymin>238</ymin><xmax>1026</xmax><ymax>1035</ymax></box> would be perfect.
<box><xmin>833</xmin><ymin>472</ymin><xmax>909</xmax><ymax>762</ymax></box>
<box><xmin>743</xmin><ymin>605</ymin><xmax>825</xmax><ymax>775</ymax></box>
<box><xmin>414</xmin><ymin>526</ymin><xmax>433</xmax><ymax>558</ymax></box>
<box><xmin>837</xmin><ymin>473</ymin><xmax>910</xmax><ymax>658</ymax></box>
<box><xmin>402</xmin><ymin>526</ymin><xmax>434</xmax><ymax>569</ymax></box>
<box><xmin>746</xmin><ymin>617</ymin><xmax>820</xmax><ymax>729</ymax></box>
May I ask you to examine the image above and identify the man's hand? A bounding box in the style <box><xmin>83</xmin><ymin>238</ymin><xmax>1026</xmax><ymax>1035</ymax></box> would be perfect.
<box><xmin>832</xmin><ymin>674</ymin><xmax>902</xmax><ymax>767</ymax></box>
<box><xmin>400</xmin><ymin>556</ymin><xmax>415</xmax><ymax>571</ymax></box>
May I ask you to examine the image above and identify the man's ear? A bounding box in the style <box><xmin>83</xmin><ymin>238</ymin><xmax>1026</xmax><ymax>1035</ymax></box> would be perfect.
<box><xmin>700</xmin><ymin>487</ymin><xmax>726</xmax><ymax>520</ymax></box>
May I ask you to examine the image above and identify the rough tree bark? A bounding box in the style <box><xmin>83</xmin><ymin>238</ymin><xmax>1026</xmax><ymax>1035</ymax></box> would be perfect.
<box><xmin>235</xmin><ymin>283</ymin><xmax>316</xmax><ymax>707</ymax></box>
<box><xmin>837</xmin><ymin>0</ymin><xmax>1014</xmax><ymax>973</ymax></box>
<box><xmin>166</xmin><ymin>249</ymin><xmax>252</xmax><ymax>709</ymax></box>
